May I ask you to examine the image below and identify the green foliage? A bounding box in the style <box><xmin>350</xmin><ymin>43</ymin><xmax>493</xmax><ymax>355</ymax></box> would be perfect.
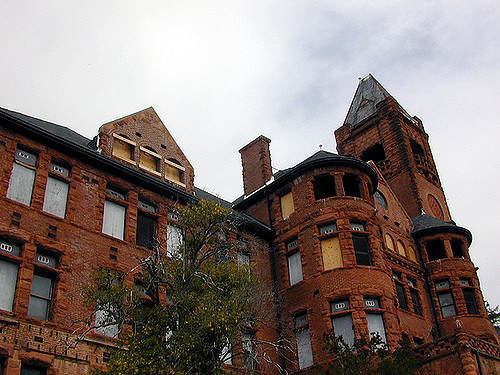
<box><xmin>86</xmin><ymin>200</ymin><xmax>259</xmax><ymax>375</ymax></box>
<box><xmin>486</xmin><ymin>301</ymin><xmax>500</xmax><ymax>330</ymax></box>
<box><xmin>322</xmin><ymin>330</ymin><xmax>420</xmax><ymax>375</ymax></box>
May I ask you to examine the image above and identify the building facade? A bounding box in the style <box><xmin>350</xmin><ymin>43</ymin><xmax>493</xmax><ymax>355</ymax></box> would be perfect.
<box><xmin>0</xmin><ymin>75</ymin><xmax>498</xmax><ymax>374</ymax></box>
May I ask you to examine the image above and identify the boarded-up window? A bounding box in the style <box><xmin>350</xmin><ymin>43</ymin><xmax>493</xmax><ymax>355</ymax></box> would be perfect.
<box><xmin>6</xmin><ymin>149</ymin><xmax>38</xmax><ymax>205</ymax></box>
<box><xmin>28</xmin><ymin>274</ymin><xmax>53</xmax><ymax>320</ymax></box>
<box><xmin>280</xmin><ymin>191</ymin><xmax>294</xmax><ymax>219</ymax></box>
<box><xmin>287</xmin><ymin>251</ymin><xmax>303</xmax><ymax>285</ymax></box>
<box><xmin>331</xmin><ymin>315</ymin><xmax>354</xmax><ymax>347</ymax></box>
<box><xmin>136</xmin><ymin>212</ymin><xmax>157</xmax><ymax>250</ymax></box>
<box><xmin>321</xmin><ymin>237</ymin><xmax>342</xmax><ymax>270</ymax></box>
<box><xmin>366</xmin><ymin>313</ymin><xmax>387</xmax><ymax>344</ymax></box>
<box><xmin>165</xmin><ymin>159</ymin><xmax>185</xmax><ymax>184</ymax></box>
<box><xmin>396</xmin><ymin>240</ymin><xmax>406</xmax><ymax>257</ymax></box>
<box><xmin>43</xmin><ymin>177</ymin><xmax>69</xmax><ymax>218</ymax></box>
<box><xmin>102</xmin><ymin>200</ymin><xmax>126</xmax><ymax>240</ymax></box>
<box><xmin>385</xmin><ymin>234</ymin><xmax>395</xmax><ymax>252</ymax></box>
<box><xmin>294</xmin><ymin>313</ymin><xmax>314</xmax><ymax>369</ymax></box>
<box><xmin>167</xmin><ymin>224</ymin><xmax>183</xmax><ymax>256</ymax></box>
<box><xmin>408</xmin><ymin>246</ymin><xmax>417</xmax><ymax>262</ymax></box>
<box><xmin>112</xmin><ymin>134</ymin><xmax>135</xmax><ymax>161</ymax></box>
<box><xmin>139</xmin><ymin>147</ymin><xmax>160</xmax><ymax>173</ymax></box>
<box><xmin>0</xmin><ymin>259</ymin><xmax>18</xmax><ymax>312</ymax></box>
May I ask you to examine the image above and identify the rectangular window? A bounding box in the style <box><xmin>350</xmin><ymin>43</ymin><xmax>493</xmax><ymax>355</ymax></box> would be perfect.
<box><xmin>165</xmin><ymin>159</ymin><xmax>185</xmax><ymax>185</ymax></box>
<box><xmin>6</xmin><ymin>149</ymin><xmax>37</xmax><ymax>205</ymax></box>
<box><xmin>21</xmin><ymin>365</ymin><xmax>47</xmax><ymax>375</ymax></box>
<box><xmin>395</xmin><ymin>281</ymin><xmax>408</xmax><ymax>310</ymax></box>
<box><xmin>435</xmin><ymin>280</ymin><xmax>451</xmax><ymax>290</ymax></box>
<box><xmin>410</xmin><ymin>288</ymin><xmax>422</xmax><ymax>316</ymax></box>
<box><xmin>0</xmin><ymin>259</ymin><xmax>19</xmax><ymax>312</ymax></box>
<box><xmin>102</xmin><ymin>200</ymin><xmax>126</xmax><ymax>240</ymax></box>
<box><xmin>237</xmin><ymin>252</ymin><xmax>250</xmax><ymax>267</ymax></box>
<box><xmin>94</xmin><ymin>305</ymin><xmax>120</xmax><ymax>338</ymax></box>
<box><xmin>294</xmin><ymin>313</ymin><xmax>314</xmax><ymax>369</ymax></box>
<box><xmin>136</xmin><ymin>212</ymin><xmax>157</xmax><ymax>250</ymax></box>
<box><xmin>463</xmin><ymin>289</ymin><xmax>478</xmax><ymax>314</ymax></box>
<box><xmin>366</xmin><ymin>313</ymin><xmax>387</xmax><ymax>344</ymax></box>
<box><xmin>167</xmin><ymin>224</ymin><xmax>183</xmax><ymax>256</ymax></box>
<box><xmin>139</xmin><ymin>147</ymin><xmax>161</xmax><ymax>174</ymax></box>
<box><xmin>313</xmin><ymin>175</ymin><xmax>336</xmax><ymax>200</ymax></box>
<box><xmin>242</xmin><ymin>332</ymin><xmax>255</xmax><ymax>369</ymax></box>
<box><xmin>331</xmin><ymin>315</ymin><xmax>354</xmax><ymax>347</ymax></box>
<box><xmin>321</xmin><ymin>237</ymin><xmax>343</xmax><ymax>270</ymax></box>
<box><xmin>112</xmin><ymin>134</ymin><xmax>135</xmax><ymax>161</ymax></box>
<box><xmin>287</xmin><ymin>251</ymin><xmax>303</xmax><ymax>286</ymax></box>
<box><xmin>438</xmin><ymin>292</ymin><xmax>456</xmax><ymax>318</ymax></box>
<box><xmin>342</xmin><ymin>174</ymin><xmax>361</xmax><ymax>197</ymax></box>
<box><xmin>28</xmin><ymin>273</ymin><xmax>54</xmax><ymax>320</ymax></box>
<box><xmin>350</xmin><ymin>222</ymin><xmax>365</xmax><ymax>231</ymax></box>
<box><xmin>43</xmin><ymin>176</ymin><xmax>69</xmax><ymax>218</ymax></box>
<box><xmin>319</xmin><ymin>223</ymin><xmax>337</xmax><ymax>234</ymax></box>
<box><xmin>280</xmin><ymin>191</ymin><xmax>294</xmax><ymax>219</ymax></box>
<box><xmin>352</xmin><ymin>234</ymin><xmax>372</xmax><ymax>266</ymax></box>
<box><xmin>0</xmin><ymin>240</ymin><xmax>21</xmax><ymax>257</ymax></box>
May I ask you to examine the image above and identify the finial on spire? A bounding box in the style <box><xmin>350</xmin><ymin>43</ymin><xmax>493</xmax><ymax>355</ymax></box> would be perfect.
<box><xmin>319</xmin><ymin>144</ymin><xmax>323</xmax><ymax>150</ymax></box>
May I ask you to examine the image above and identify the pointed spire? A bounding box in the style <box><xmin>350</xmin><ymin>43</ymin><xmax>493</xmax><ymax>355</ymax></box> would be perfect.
<box><xmin>344</xmin><ymin>74</ymin><xmax>392</xmax><ymax>127</ymax></box>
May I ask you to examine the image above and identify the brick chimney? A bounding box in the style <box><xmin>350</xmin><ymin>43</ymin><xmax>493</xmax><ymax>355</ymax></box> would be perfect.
<box><xmin>239</xmin><ymin>136</ymin><xmax>272</xmax><ymax>196</ymax></box>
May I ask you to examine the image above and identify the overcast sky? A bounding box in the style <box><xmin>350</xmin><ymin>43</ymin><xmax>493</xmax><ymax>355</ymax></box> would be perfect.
<box><xmin>1</xmin><ymin>1</ymin><xmax>499</xmax><ymax>306</ymax></box>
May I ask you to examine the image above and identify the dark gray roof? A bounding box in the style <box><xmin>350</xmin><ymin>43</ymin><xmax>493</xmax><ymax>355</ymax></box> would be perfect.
<box><xmin>344</xmin><ymin>74</ymin><xmax>415</xmax><ymax>127</ymax></box>
<box><xmin>233</xmin><ymin>150</ymin><xmax>378</xmax><ymax>209</ymax></box>
<box><xmin>0</xmin><ymin>107</ymin><xmax>93</xmax><ymax>148</ymax></box>
<box><xmin>411</xmin><ymin>214</ymin><xmax>472</xmax><ymax>243</ymax></box>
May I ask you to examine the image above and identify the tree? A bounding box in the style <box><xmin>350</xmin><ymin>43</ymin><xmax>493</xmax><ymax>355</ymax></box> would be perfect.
<box><xmin>486</xmin><ymin>301</ymin><xmax>500</xmax><ymax>331</ymax></box>
<box><xmin>85</xmin><ymin>199</ymin><xmax>266</xmax><ymax>375</ymax></box>
<box><xmin>322</xmin><ymin>330</ymin><xmax>421</xmax><ymax>375</ymax></box>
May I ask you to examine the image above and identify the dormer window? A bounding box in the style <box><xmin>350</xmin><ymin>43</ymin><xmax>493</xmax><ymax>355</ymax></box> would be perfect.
<box><xmin>165</xmin><ymin>159</ymin><xmax>185</xmax><ymax>186</ymax></box>
<box><xmin>112</xmin><ymin>134</ymin><xmax>135</xmax><ymax>162</ymax></box>
<box><xmin>139</xmin><ymin>147</ymin><xmax>161</xmax><ymax>175</ymax></box>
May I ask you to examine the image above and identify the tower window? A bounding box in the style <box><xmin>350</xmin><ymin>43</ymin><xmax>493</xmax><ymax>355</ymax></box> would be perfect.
<box><xmin>342</xmin><ymin>174</ymin><xmax>361</xmax><ymax>198</ymax></box>
<box><xmin>426</xmin><ymin>239</ymin><xmax>446</xmax><ymax>261</ymax></box>
<box><xmin>361</xmin><ymin>143</ymin><xmax>386</xmax><ymax>163</ymax></box>
<box><xmin>410</xmin><ymin>139</ymin><xmax>425</xmax><ymax>157</ymax></box>
<box><xmin>462</xmin><ymin>289</ymin><xmax>478</xmax><ymax>314</ymax></box>
<box><xmin>313</xmin><ymin>175</ymin><xmax>336</xmax><ymax>200</ymax></box>
<box><xmin>451</xmin><ymin>239</ymin><xmax>464</xmax><ymax>258</ymax></box>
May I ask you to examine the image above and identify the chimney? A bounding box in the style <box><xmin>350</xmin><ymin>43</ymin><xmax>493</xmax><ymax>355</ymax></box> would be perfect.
<box><xmin>239</xmin><ymin>136</ymin><xmax>272</xmax><ymax>196</ymax></box>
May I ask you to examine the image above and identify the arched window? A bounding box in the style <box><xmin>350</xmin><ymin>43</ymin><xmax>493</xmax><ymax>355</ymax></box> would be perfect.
<box><xmin>385</xmin><ymin>234</ymin><xmax>395</xmax><ymax>252</ymax></box>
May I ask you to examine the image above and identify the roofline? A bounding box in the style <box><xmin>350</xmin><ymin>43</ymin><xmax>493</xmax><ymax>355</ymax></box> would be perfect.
<box><xmin>411</xmin><ymin>226</ymin><xmax>473</xmax><ymax>244</ymax></box>
<box><xmin>0</xmin><ymin>109</ymin><xmax>193</xmax><ymax>204</ymax></box>
<box><xmin>233</xmin><ymin>154</ymin><xmax>378</xmax><ymax>210</ymax></box>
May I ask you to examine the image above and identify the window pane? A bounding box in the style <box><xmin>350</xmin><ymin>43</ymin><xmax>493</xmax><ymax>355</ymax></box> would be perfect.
<box><xmin>35</xmin><ymin>252</ymin><xmax>58</xmax><ymax>268</ymax></box>
<box><xmin>21</xmin><ymin>366</ymin><xmax>46</xmax><ymax>375</ymax></box>
<box><xmin>167</xmin><ymin>225</ymin><xmax>183</xmax><ymax>256</ymax></box>
<box><xmin>95</xmin><ymin>308</ymin><xmax>120</xmax><ymax>337</ymax></box>
<box><xmin>102</xmin><ymin>200</ymin><xmax>126</xmax><ymax>240</ymax></box>
<box><xmin>30</xmin><ymin>274</ymin><xmax>52</xmax><ymax>299</ymax></box>
<box><xmin>27</xmin><ymin>296</ymin><xmax>50</xmax><ymax>320</ymax></box>
<box><xmin>442</xmin><ymin>305</ymin><xmax>457</xmax><ymax>318</ymax></box>
<box><xmin>136</xmin><ymin>213</ymin><xmax>157</xmax><ymax>250</ymax></box>
<box><xmin>319</xmin><ymin>223</ymin><xmax>337</xmax><ymax>235</ymax></box>
<box><xmin>353</xmin><ymin>235</ymin><xmax>372</xmax><ymax>266</ymax></box>
<box><xmin>331</xmin><ymin>299</ymin><xmax>350</xmax><ymax>313</ymax></box>
<box><xmin>395</xmin><ymin>283</ymin><xmax>408</xmax><ymax>310</ymax></box>
<box><xmin>43</xmin><ymin>177</ymin><xmax>69</xmax><ymax>218</ymax></box>
<box><xmin>237</xmin><ymin>252</ymin><xmax>250</xmax><ymax>267</ymax></box>
<box><xmin>287</xmin><ymin>251</ymin><xmax>303</xmax><ymax>285</ymax></box>
<box><xmin>366</xmin><ymin>313</ymin><xmax>387</xmax><ymax>344</ymax></box>
<box><xmin>295</xmin><ymin>327</ymin><xmax>314</xmax><ymax>369</ymax></box>
<box><xmin>463</xmin><ymin>289</ymin><xmax>478</xmax><ymax>314</ymax></box>
<box><xmin>6</xmin><ymin>163</ymin><xmax>36</xmax><ymax>205</ymax></box>
<box><xmin>0</xmin><ymin>260</ymin><xmax>18</xmax><ymax>311</ymax></box>
<box><xmin>410</xmin><ymin>289</ymin><xmax>422</xmax><ymax>315</ymax></box>
<box><xmin>0</xmin><ymin>240</ymin><xmax>21</xmax><ymax>256</ymax></box>
<box><xmin>332</xmin><ymin>315</ymin><xmax>354</xmax><ymax>347</ymax></box>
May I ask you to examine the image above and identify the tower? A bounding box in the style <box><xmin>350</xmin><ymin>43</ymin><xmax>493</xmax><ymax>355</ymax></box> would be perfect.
<box><xmin>335</xmin><ymin>74</ymin><xmax>450</xmax><ymax>220</ymax></box>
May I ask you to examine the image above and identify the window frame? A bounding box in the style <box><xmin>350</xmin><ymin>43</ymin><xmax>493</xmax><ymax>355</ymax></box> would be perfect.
<box><xmin>6</xmin><ymin>148</ymin><xmax>38</xmax><ymax>206</ymax></box>
<box><xmin>293</xmin><ymin>312</ymin><xmax>314</xmax><ymax>370</ymax></box>
<box><xmin>42</xmin><ymin>162</ymin><xmax>71</xmax><ymax>218</ymax></box>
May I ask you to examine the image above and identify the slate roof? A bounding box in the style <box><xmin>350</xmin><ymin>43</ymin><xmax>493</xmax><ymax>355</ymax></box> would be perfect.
<box><xmin>0</xmin><ymin>107</ymin><xmax>93</xmax><ymax>148</ymax></box>
<box><xmin>344</xmin><ymin>74</ymin><xmax>415</xmax><ymax>127</ymax></box>
<box><xmin>233</xmin><ymin>150</ymin><xmax>378</xmax><ymax>209</ymax></box>
<box><xmin>411</xmin><ymin>214</ymin><xmax>472</xmax><ymax>243</ymax></box>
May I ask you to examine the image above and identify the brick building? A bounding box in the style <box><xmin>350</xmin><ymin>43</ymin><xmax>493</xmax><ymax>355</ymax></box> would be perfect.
<box><xmin>0</xmin><ymin>75</ymin><xmax>499</xmax><ymax>374</ymax></box>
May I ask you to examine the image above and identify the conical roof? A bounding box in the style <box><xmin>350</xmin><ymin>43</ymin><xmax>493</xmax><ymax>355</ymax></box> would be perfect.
<box><xmin>411</xmin><ymin>214</ymin><xmax>472</xmax><ymax>243</ymax></box>
<box><xmin>344</xmin><ymin>74</ymin><xmax>414</xmax><ymax>127</ymax></box>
